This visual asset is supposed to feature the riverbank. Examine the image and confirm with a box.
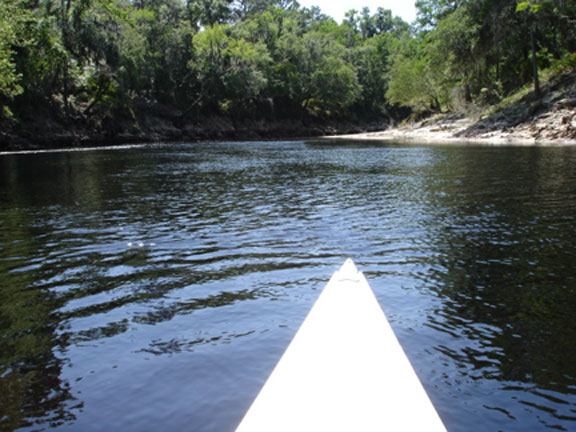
[328,73,576,145]
[2,73,575,151]
[0,103,388,152]
[326,110,576,145]
[325,113,576,146]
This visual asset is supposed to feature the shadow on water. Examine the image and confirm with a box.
[0,152,131,429]
[1,142,576,431]
[0,212,78,429]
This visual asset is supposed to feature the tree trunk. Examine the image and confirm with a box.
[530,23,541,99]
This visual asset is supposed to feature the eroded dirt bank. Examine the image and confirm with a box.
[0,104,388,152]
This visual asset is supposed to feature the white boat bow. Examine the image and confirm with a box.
[236,258,446,431]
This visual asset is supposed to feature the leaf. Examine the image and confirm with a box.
[531,4,543,13]
[516,2,530,12]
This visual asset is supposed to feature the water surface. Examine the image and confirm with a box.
[1,141,576,431]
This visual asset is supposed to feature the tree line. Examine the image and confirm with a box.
[0,0,574,128]
[392,0,576,111]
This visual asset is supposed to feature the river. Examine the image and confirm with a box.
[1,141,576,431]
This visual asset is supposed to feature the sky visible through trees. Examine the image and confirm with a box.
[297,0,417,23]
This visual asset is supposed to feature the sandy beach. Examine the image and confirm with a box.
[325,111,576,146]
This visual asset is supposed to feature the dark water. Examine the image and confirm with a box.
[1,141,576,431]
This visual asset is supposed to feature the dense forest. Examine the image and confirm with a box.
[0,0,575,146]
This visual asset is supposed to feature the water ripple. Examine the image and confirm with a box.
[1,142,576,431]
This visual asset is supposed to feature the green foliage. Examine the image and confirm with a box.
[1,0,575,132]
[386,36,444,112]
[306,51,360,116]
[271,28,361,116]
[407,0,576,109]
[516,1,549,13]
[116,15,153,94]
[415,0,463,29]
[0,0,33,102]
[84,70,123,116]
[18,17,69,100]
[190,23,271,113]
[351,34,392,113]
[426,5,481,104]
[553,52,576,73]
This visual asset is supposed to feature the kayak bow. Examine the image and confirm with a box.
[237,258,446,431]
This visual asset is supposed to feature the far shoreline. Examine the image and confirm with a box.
[323,110,576,146]
[1,128,575,157]
[2,93,576,154]
[322,129,576,147]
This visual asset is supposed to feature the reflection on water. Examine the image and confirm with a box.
[427,149,576,429]
[1,142,576,431]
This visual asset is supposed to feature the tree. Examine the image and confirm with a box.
[0,0,33,116]
[359,7,376,39]
[428,5,480,103]
[187,0,234,26]
[273,27,360,116]
[386,35,445,112]
[415,0,464,30]
[130,0,195,105]
[514,0,576,97]
[190,23,271,114]
[351,34,392,114]
[516,0,547,98]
